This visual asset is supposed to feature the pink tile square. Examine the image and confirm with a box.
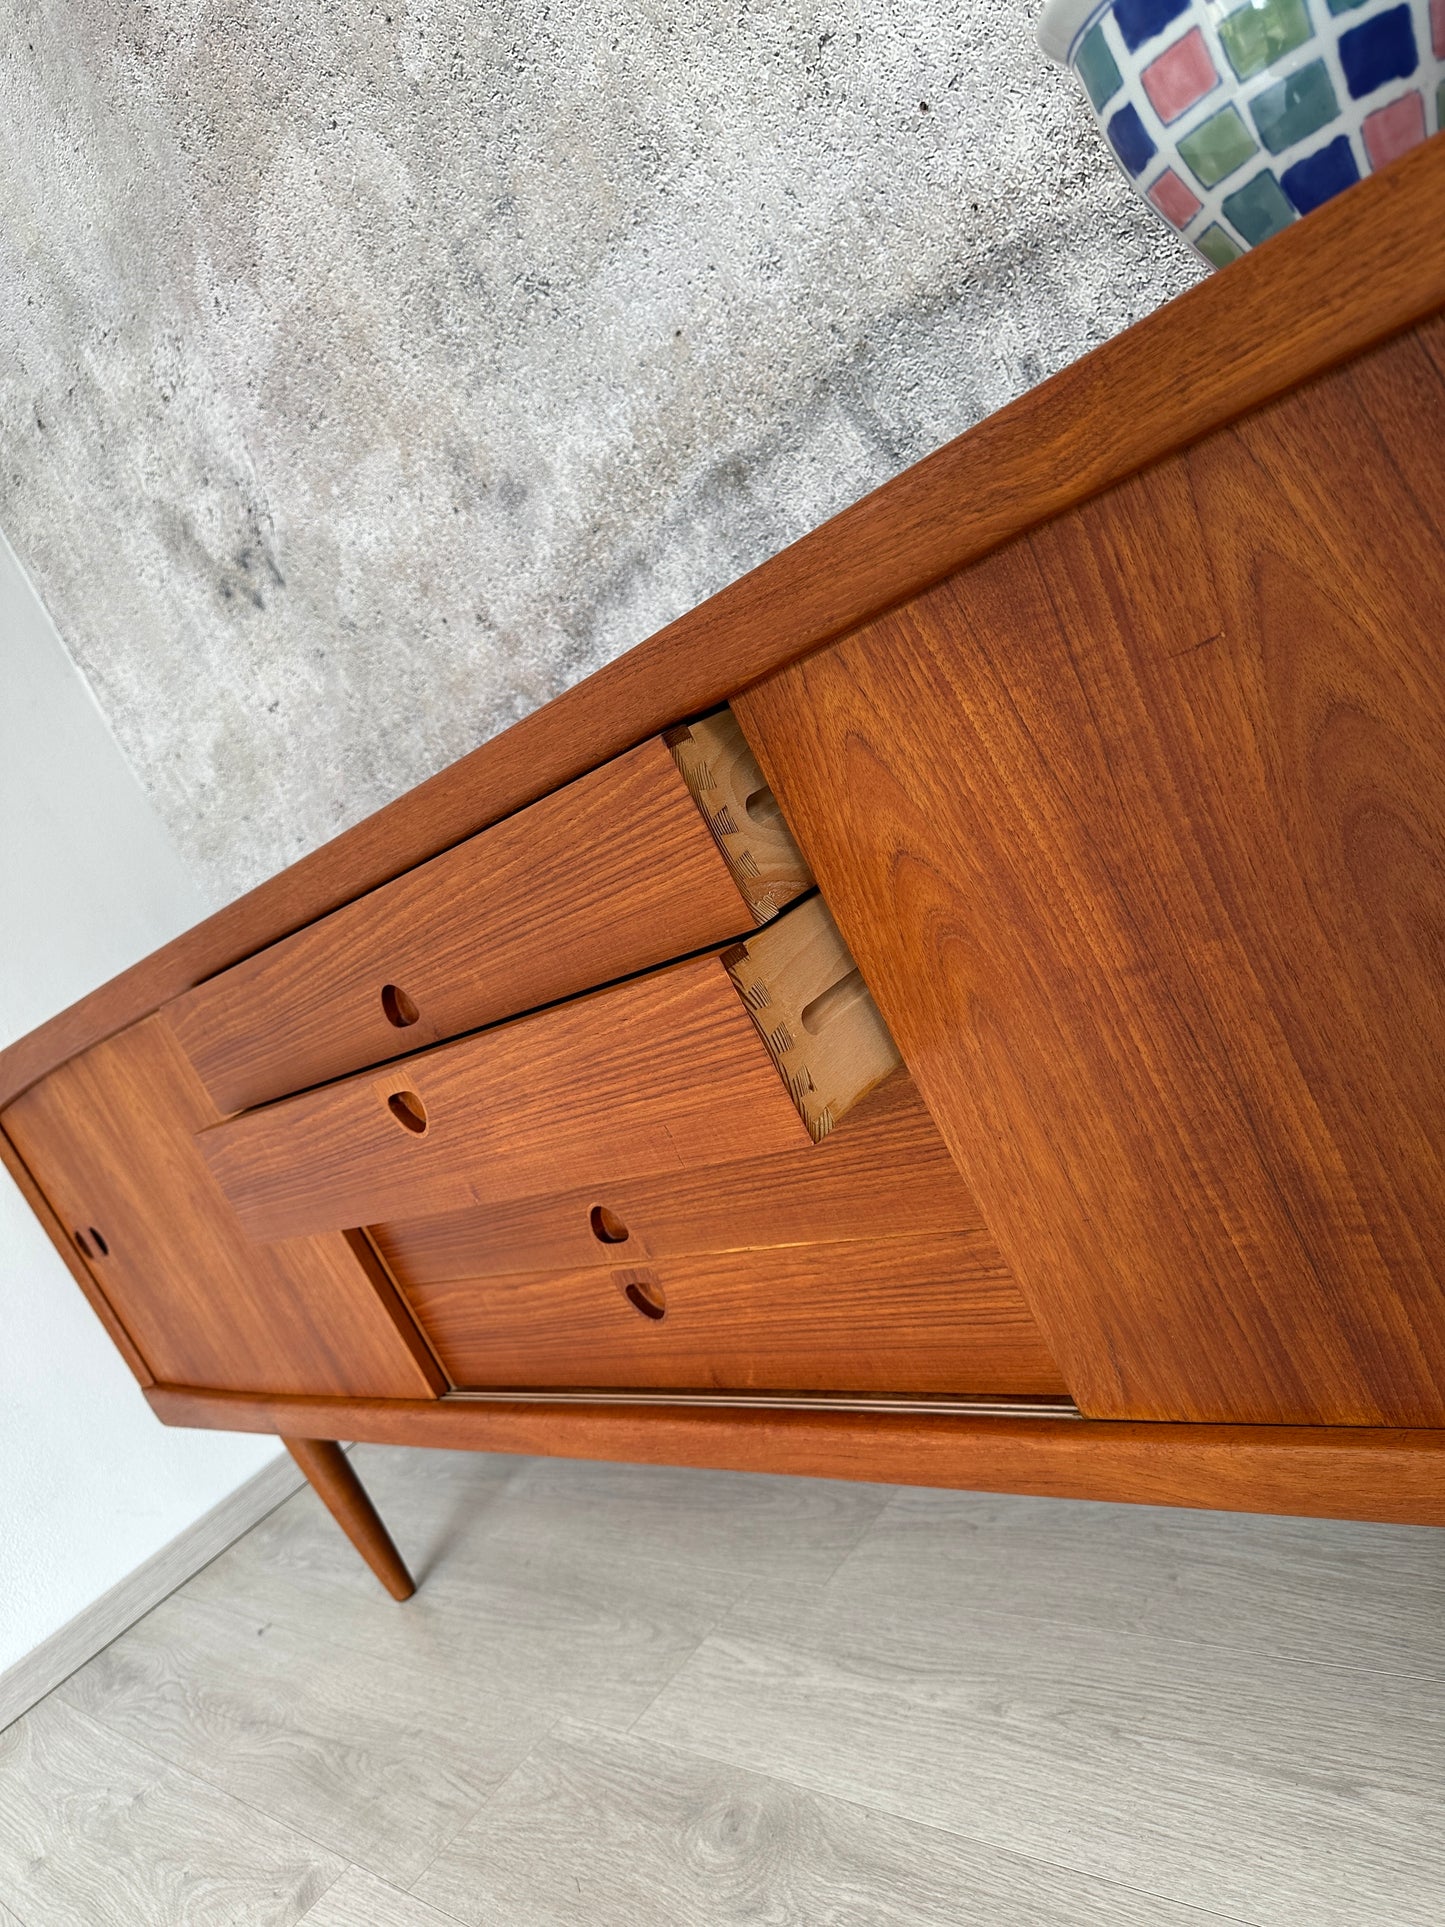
[1432,0,1445,59]
[1141,28,1218,125]
[1148,167,1204,228]
[1362,90,1427,171]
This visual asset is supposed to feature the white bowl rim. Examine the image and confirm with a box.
[1037,0,1113,64]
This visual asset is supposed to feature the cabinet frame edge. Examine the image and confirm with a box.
[146,1383,1445,1527]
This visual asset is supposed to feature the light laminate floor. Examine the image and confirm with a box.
[1,1446,1441,1925]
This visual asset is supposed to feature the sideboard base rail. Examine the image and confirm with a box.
[147,1385,1445,1528]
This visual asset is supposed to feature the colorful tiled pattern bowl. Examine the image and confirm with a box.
[1038,0,1444,266]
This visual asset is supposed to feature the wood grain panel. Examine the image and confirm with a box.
[166,734,766,1117]
[283,1438,415,1600]
[0,1697,345,1927]
[146,1385,1445,1528]
[734,317,1445,1428]
[200,954,815,1244]
[371,1072,982,1283]
[0,1124,153,1385]
[2,1018,443,1397]
[415,1724,1227,1927]
[5,141,1443,1115]
[400,1232,1065,1395]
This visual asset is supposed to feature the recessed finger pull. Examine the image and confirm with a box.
[381,983,420,1028]
[387,1090,428,1135]
[618,1269,666,1321]
[589,1204,630,1245]
[74,1226,110,1260]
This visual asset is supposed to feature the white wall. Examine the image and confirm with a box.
[0,529,282,1675]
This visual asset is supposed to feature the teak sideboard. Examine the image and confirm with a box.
[7,137,1445,1598]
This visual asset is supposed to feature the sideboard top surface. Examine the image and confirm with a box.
[4,134,1444,1109]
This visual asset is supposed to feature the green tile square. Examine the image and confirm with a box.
[1326,0,1368,12]
[1178,103,1259,186]
[1196,223,1245,267]
[1076,22,1123,109]
[1222,168,1297,242]
[1218,0,1313,81]
[1249,58,1339,152]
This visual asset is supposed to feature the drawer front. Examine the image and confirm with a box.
[397,1233,1069,1395]
[372,1072,983,1282]
[199,953,817,1243]
[167,709,812,1116]
[2,1017,441,1399]
[198,892,906,1247]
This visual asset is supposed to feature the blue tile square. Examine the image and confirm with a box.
[1108,100,1159,175]
[1281,132,1361,211]
[1112,0,1191,54]
[1338,5,1418,99]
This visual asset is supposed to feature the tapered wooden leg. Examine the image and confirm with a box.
[283,1438,415,1600]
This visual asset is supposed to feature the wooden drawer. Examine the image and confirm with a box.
[198,895,903,1244]
[398,1233,1068,1395]
[371,1073,979,1280]
[201,952,814,1242]
[167,708,811,1116]
[372,1074,1068,1397]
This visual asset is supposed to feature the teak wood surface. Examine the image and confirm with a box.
[6,150,1445,1536]
[736,312,1445,1432]
[1,1018,442,1398]
[3,140,1442,1114]
[199,953,816,1243]
[0,1124,155,1386]
[399,1230,1065,1395]
[147,1385,1445,1528]
[371,1072,986,1282]
[167,732,766,1117]
[282,1438,416,1600]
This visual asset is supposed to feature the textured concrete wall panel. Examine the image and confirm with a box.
[0,2,1200,904]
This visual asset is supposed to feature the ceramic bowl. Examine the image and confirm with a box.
[1038,0,1445,266]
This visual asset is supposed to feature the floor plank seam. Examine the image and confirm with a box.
[289,1862,350,1927]
[12,1449,1439,1925]
[695,1524,1445,1695]
[401,1715,568,1902]
[620,1722,1275,1927]
[615,1633,734,1740]
[603,1567,769,1742]
[0,1449,309,1735]
[45,1691,378,1881]
[301,1862,472,1927]
[709,1590,1445,1695]
[4,1695,353,1919]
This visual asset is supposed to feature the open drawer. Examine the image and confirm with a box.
[371,1072,979,1277]
[166,708,812,1115]
[197,895,906,1243]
